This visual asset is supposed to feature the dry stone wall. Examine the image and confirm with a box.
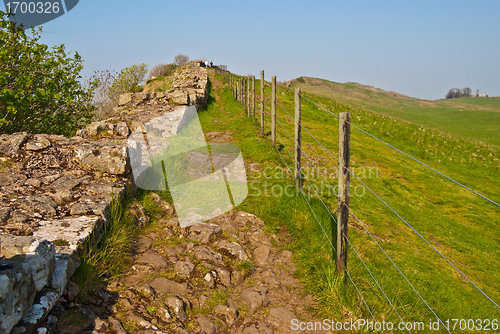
[0,61,208,334]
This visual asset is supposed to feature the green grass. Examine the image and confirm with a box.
[72,189,168,297]
[291,77,500,147]
[200,71,500,331]
[72,196,137,295]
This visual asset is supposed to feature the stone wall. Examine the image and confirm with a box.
[0,61,208,334]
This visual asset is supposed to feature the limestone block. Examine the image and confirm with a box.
[73,143,130,175]
[33,216,105,249]
[0,132,30,157]
[118,93,133,106]
[0,260,36,334]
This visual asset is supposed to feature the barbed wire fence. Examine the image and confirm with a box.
[213,67,500,332]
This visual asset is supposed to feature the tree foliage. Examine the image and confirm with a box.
[83,64,148,120]
[174,54,189,66]
[445,87,473,99]
[107,63,148,98]
[0,11,94,135]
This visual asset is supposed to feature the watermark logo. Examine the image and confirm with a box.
[4,0,79,29]
[128,105,248,228]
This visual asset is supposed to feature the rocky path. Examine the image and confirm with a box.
[84,208,332,334]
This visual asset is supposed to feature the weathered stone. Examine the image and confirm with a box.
[243,326,260,334]
[50,247,80,293]
[257,322,275,334]
[25,178,41,188]
[167,91,190,105]
[25,135,51,151]
[149,277,188,296]
[187,223,222,243]
[253,245,271,265]
[193,246,224,265]
[50,190,73,205]
[135,284,155,297]
[156,306,172,323]
[248,228,271,246]
[0,207,12,224]
[73,143,129,175]
[134,236,153,254]
[0,260,36,334]
[87,181,125,197]
[0,132,30,157]
[130,204,150,227]
[85,121,106,137]
[202,262,232,287]
[50,174,83,191]
[10,240,55,292]
[108,316,128,334]
[69,200,108,217]
[135,250,167,269]
[19,195,58,217]
[196,315,220,334]
[115,122,130,137]
[166,297,187,322]
[33,216,105,248]
[233,211,265,228]
[64,281,79,301]
[208,214,238,234]
[0,171,27,186]
[267,307,300,334]
[240,286,270,313]
[174,261,195,280]
[214,305,238,326]
[216,240,249,260]
[118,93,133,106]
[231,270,244,286]
[204,272,216,289]
[150,193,174,217]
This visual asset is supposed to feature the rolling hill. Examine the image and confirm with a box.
[290,77,500,146]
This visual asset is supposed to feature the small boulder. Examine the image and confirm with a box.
[130,204,150,227]
[253,245,271,265]
[166,297,187,322]
[174,261,195,280]
[240,286,270,313]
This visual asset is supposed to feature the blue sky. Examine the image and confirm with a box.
[26,0,500,100]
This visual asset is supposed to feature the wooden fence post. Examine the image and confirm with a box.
[295,88,302,189]
[260,70,265,136]
[252,75,256,118]
[247,76,250,116]
[240,78,243,104]
[271,76,277,146]
[337,112,350,276]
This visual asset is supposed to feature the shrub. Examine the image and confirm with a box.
[147,63,175,81]
[174,54,189,66]
[0,10,94,135]
[85,64,148,120]
[107,63,148,99]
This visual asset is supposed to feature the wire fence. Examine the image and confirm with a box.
[214,67,500,332]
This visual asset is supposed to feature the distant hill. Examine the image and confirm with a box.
[290,77,500,147]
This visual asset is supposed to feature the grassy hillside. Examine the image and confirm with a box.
[202,70,500,331]
[290,77,500,147]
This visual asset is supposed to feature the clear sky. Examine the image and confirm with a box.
[28,0,500,100]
